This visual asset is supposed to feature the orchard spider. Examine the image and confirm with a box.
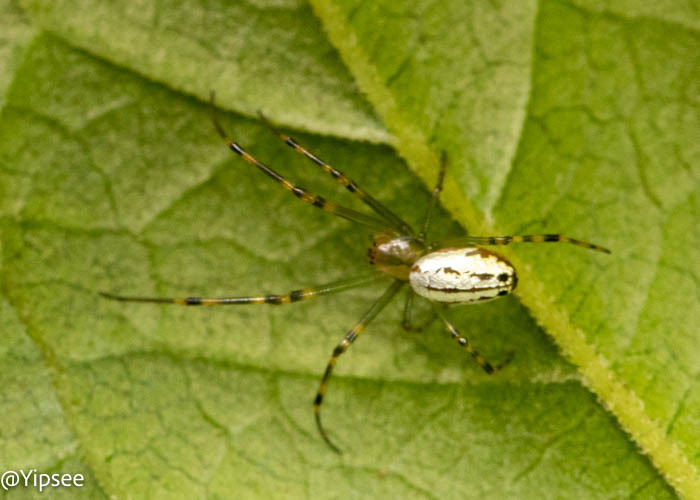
[101,94,610,453]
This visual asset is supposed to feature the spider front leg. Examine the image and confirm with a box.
[314,281,404,453]
[256,110,413,236]
[434,307,513,374]
[208,93,388,230]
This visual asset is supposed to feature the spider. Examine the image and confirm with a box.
[101,94,611,453]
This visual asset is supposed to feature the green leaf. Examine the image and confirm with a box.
[20,0,388,143]
[309,0,700,497]
[0,0,34,107]
[1,0,696,498]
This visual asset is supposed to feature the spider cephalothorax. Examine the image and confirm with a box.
[368,231,425,280]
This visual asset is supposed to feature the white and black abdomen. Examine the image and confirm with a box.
[409,248,517,303]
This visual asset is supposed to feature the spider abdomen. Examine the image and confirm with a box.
[409,247,517,303]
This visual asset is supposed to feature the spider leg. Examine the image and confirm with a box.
[401,292,437,332]
[434,307,513,374]
[418,151,446,243]
[209,93,387,230]
[314,280,404,453]
[256,110,413,236]
[99,275,380,306]
[441,234,611,254]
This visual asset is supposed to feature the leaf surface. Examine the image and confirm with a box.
[1,0,696,498]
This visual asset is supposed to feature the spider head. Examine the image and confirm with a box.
[368,232,425,280]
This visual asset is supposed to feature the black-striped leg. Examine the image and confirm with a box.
[442,234,611,254]
[209,93,388,230]
[418,151,446,243]
[434,308,513,374]
[401,292,437,332]
[257,111,414,236]
[99,275,379,306]
[314,280,404,453]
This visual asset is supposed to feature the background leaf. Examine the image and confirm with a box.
[0,0,696,498]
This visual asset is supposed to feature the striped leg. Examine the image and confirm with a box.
[257,111,413,235]
[418,151,446,242]
[442,234,611,254]
[435,308,513,374]
[99,275,379,306]
[314,280,404,453]
[209,94,387,230]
